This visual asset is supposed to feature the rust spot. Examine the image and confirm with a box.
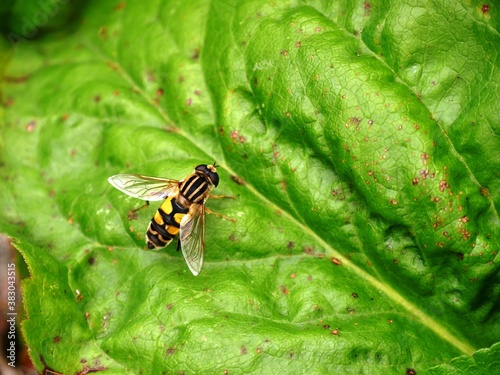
[156,88,164,96]
[166,303,173,310]
[280,285,289,295]
[230,130,239,143]
[456,253,464,260]
[330,329,339,335]
[331,257,342,266]
[323,324,330,329]
[281,50,289,56]
[352,293,358,298]
[241,346,247,355]
[421,152,429,165]
[192,48,200,60]
[295,41,301,48]
[88,257,95,265]
[482,4,489,13]
[166,347,176,355]
[412,177,420,186]
[53,336,61,343]
[406,369,417,375]
[303,246,314,255]
[439,180,449,192]
[26,120,36,132]
[93,95,101,103]
[480,187,490,197]
[114,2,126,10]
[280,180,287,191]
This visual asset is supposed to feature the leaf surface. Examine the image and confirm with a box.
[1,0,499,374]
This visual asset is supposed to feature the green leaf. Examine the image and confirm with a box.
[428,343,500,375]
[1,0,499,374]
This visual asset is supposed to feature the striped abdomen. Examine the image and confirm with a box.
[146,195,188,249]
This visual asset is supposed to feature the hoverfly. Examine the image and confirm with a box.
[108,163,233,276]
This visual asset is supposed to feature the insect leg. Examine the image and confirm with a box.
[204,207,236,223]
[127,201,150,220]
[208,194,235,200]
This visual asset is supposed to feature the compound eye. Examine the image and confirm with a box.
[209,171,220,187]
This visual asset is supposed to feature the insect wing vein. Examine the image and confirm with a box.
[108,174,180,201]
[180,204,205,276]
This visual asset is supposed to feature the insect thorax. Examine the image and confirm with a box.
[179,173,212,204]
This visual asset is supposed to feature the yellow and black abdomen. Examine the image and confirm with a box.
[146,195,189,249]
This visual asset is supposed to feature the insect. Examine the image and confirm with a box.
[108,163,233,276]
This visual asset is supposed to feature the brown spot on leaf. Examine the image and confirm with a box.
[480,187,490,197]
[26,120,36,132]
[192,48,200,60]
[439,180,449,192]
[331,257,342,266]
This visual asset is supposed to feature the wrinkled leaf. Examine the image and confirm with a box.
[1,0,499,374]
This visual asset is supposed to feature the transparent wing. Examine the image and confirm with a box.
[179,204,205,276]
[108,174,180,201]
